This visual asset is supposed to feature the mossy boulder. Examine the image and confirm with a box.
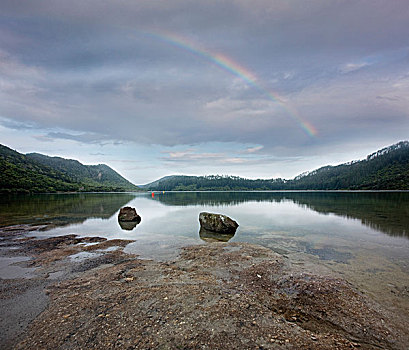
[199,212,238,234]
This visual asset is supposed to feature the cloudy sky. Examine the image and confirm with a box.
[1,1,408,184]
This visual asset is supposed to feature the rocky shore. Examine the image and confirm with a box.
[1,225,408,349]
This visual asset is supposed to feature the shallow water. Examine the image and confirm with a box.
[1,191,409,314]
[0,256,36,279]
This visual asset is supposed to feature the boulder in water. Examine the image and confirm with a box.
[118,207,141,223]
[198,212,238,234]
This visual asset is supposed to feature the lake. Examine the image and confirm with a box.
[1,191,409,316]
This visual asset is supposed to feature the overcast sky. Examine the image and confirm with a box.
[1,0,408,184]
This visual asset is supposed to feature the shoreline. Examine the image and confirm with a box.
[2,189,409,195]
[1,224,408,349]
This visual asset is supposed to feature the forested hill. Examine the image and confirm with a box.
[286,141,409,190]
[144,141,409,191]
[0,144,139,193]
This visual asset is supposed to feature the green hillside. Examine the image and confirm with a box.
[3,141,408,193]
[288,141,409,190]
[144,174,286,191]
[144,141,409,191]
[0,144,139,193]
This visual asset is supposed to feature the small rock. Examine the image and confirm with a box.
[118,207,141,223]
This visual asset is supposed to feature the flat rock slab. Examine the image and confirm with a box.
[0,227,135,350]
[14,242,408,350]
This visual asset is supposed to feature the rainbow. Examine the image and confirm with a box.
[145,31,317,137]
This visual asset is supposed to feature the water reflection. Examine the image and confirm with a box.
[118,221,139,231]
[1,192,408,239]
[151,191,409,238]
[0,193,137,228]
[199,227,235,242]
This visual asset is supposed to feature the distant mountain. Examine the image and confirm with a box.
[143,141,409,191]
[143,174,286,191]
[0,144,140,193]
[138,175,179,189]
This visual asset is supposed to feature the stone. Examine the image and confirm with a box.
[118,207,141,223]
[198,212,239,234]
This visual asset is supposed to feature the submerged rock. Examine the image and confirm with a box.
[198,212,238,234]
[118,207,141,223]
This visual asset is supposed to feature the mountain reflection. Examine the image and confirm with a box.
[151,191,409,238]
[0,193,136,228]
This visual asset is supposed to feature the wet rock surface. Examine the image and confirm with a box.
[118,207,141,223]
[0,224,407,350]
[199,212,239,234]
[0,225,134,349]
[1,224,408,349]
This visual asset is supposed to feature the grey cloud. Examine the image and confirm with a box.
[32,135,55,143]
[46,132,112,144]
[1,0,408,160]
[159,148,302,169]
[0,118,37,130]
[3,1,409,67]
[340,62,370,74]
[376,96,401,102]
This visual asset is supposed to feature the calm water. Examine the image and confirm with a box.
[1,191,409,314]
